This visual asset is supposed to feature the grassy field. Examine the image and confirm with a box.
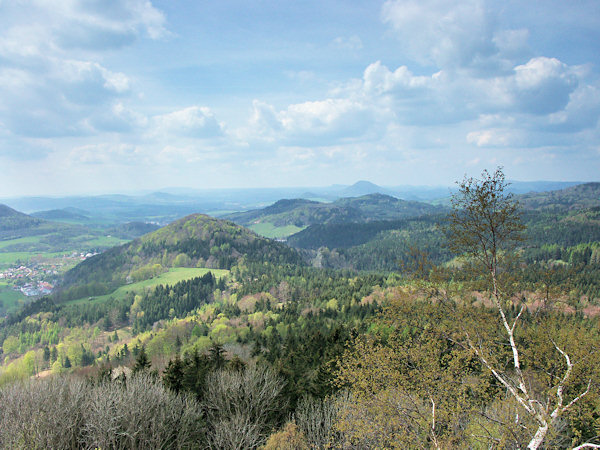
[0,236,42,250]
[68,267,230,305]
[0,282,26,316]
[0,251,73,268]
[248,222,305,239]
[73,235,128,248]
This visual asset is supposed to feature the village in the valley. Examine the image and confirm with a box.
[0,251,99,297]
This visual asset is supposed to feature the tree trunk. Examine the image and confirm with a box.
[528,424,548,449]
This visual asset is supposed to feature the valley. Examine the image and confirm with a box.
[1,177,600,448]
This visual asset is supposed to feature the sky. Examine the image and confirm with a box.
[0,0,599,196]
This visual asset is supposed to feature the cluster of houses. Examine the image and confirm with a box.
[0,266,56,297]
[18,281,54,297]
[0,251,100,298]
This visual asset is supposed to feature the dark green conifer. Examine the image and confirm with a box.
[133,346,151,373]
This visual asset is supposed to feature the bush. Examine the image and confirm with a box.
[0,374,204,449]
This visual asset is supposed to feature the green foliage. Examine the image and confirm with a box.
[57,214,302,301]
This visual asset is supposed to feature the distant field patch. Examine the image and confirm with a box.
[0,282,26,315]
[77,235,128,248]
[0,236,42,250]
[249,223,305,239]
[68,267,229,305]
[0,251,70,268]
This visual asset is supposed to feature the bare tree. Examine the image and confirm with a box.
[446,168,592,449]
[83,373,204,449]
[294,394,343,448]
[0,376,87,449]
[203,364,285,449]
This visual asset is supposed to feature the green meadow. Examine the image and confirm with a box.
[0,282,26,315]
[248,222,305,239]
[67,267,229,306]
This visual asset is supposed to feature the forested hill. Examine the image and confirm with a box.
[223,198,363,228]
[30,208,90,223]
[0,204,43,233]
[334,193,441,220]
[286,183,600,273]
[519,182,600,211]
[0,204,91,242]
[224,193,443,229]
[57,214,304,300]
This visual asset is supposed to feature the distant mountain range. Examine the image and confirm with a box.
[4,180,600,320]
[31,208,90,222]
[2,180,589,226]
[223,193,444,238]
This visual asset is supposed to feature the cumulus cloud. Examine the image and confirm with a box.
[547,84,600,132]
[89,102,148,133]
[381,0,529,73]
[248,98,378,146]
[0,59,132,137]
[509,57,578,114]
[466,129,518,147]
[8,0,167,53]
[362,61,430,95]
[152,106,224,139]
[0,0,165,142]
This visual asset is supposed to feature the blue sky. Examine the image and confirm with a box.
[1,0,599,196]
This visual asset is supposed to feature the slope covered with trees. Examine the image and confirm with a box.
[56,214,303,301]
[224,193,444,236]
[1,172,600,449]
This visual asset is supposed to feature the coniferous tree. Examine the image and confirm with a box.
[163,355,184,393]
[133,346,151,373]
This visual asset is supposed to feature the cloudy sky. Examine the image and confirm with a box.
[1,0,599,196]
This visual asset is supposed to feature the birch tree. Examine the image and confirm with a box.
[446,168,592,449]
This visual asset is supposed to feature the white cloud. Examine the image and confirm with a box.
[69,143,144,165]
[381,0,532,74]
[362,61,430,95]
[89,102,148,133]
[0,59,132,137]
[0,0,165,142]
[547,84,600,132]
[248,98,378,146]
[467,129,516,147]
[382,0,495,69]
[152,106,224,139]
[509,57,578,114]
[34,0,166,51]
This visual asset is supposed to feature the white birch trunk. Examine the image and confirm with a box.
[527,424,548,450]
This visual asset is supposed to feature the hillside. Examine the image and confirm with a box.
[1,174,600,449]
[519,182,600,212]
[0,204,43,237]
[287,184,600,273]
[105,222,161,239]
[335,193,441,220]
[57,214,303,300]
[339,180,392,197]
[225,198,363,230]
[31,208,90,223]
[224,193,443,238]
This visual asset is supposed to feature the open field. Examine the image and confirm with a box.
[70,235,128,248]
[67,267,229,306]
[248,222,305,239]
[0,251,75,267]
[0,236,42,250]
[0,282,26,316]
